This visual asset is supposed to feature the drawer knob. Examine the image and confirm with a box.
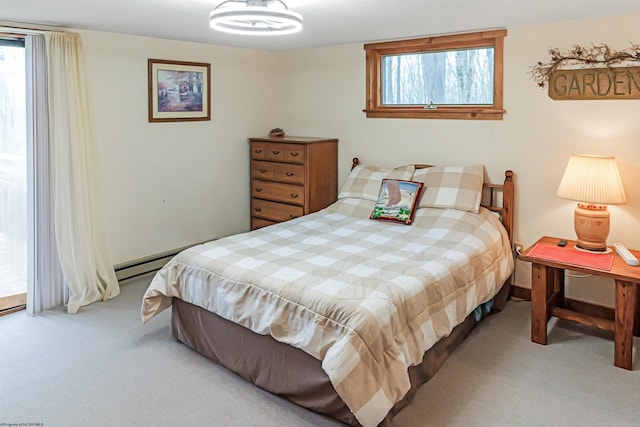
[285,172,294,177]
[290,152,299,157]
[255,149,263,153]
[255,188,263,192]
[254,207,262,212]
[272,150,280,155]
[290,194,299,198]
[259,169,267,173]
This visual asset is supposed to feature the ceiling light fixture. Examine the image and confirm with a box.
[210,0,303,36]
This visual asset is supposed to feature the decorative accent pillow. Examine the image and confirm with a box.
[369,179,424,225]
[413,165,484,213]
[338,165,415,201]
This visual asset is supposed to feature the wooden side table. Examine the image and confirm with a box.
[519,236,640,370]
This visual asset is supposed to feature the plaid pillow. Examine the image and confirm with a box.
[338,164,415,201]
[413,165,484,213]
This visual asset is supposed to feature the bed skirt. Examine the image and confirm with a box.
[170,283,510,426]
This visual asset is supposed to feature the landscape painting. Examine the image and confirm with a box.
[148,59,211,122]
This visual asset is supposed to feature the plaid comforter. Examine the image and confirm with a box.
[142,198,513,427]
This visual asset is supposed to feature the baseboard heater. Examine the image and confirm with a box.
[114,238,215,282]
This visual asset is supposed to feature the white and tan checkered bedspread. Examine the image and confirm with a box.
[142,198,513,427]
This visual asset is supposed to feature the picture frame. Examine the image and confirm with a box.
[148,59,211,122]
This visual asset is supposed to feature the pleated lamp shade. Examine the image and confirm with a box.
[557,154,627,205]
[556,154,627,251]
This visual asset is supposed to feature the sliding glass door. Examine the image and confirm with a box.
[0,37,27,311]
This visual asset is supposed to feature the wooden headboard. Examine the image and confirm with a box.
[350,158,514,247]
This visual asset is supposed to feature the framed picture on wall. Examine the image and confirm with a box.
[148,59,211,122]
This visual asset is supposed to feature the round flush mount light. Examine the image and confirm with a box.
[210,0,303,36]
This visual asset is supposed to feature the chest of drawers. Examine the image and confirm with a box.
[249,136,338,229]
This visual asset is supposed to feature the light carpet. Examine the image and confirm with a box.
[1,275,639,427]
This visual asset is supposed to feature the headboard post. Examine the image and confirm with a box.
[351,157,360,170]
[502,170,514,248]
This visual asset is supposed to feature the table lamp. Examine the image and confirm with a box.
[556,154,627,252]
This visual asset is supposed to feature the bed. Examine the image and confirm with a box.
[142,159,515,427]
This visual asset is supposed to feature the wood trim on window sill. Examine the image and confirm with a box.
[362,108,505,120]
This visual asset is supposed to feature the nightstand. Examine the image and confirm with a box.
[519,236,640,370]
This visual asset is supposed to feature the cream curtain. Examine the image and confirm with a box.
[45,32,119,313]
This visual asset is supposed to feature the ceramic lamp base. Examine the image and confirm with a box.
[574,203,610,252]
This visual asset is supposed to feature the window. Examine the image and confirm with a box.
[0,35,27,312]
[364,30,506,120]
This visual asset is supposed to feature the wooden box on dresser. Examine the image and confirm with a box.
[249,136,338,230]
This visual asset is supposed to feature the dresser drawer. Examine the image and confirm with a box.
[251,160,276,180]
[251,161,305,185]
[252,180,305,206]
[251,217,276,230]
[251,198,303,223]
[281,144,304,164]
[250,142,268,161]
[251,142,305,164]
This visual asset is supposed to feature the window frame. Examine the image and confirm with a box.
[364,29,506,120]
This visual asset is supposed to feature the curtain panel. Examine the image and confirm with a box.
[45,31,119,313]
[26,33,67,315]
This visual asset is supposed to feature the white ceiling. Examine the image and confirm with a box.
[2,0,640,51]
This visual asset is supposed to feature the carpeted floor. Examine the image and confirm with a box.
[1,275,639,427]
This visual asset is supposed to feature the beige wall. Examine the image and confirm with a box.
[275,14,640,307]
[76,14,640,307]
[78,30,279,265]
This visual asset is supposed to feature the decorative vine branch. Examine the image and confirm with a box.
[530,43,640,88]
